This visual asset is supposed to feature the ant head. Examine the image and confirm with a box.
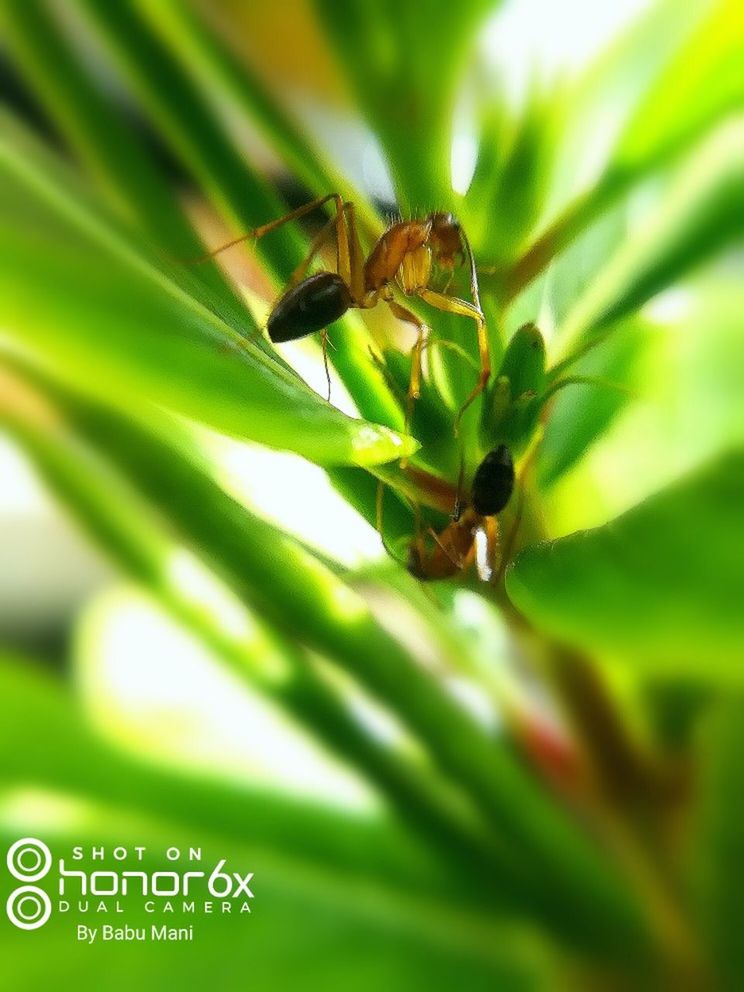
[427,213,464,269]
[429,211,459,230]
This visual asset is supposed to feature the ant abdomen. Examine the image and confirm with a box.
[471,444,514,516]
[268,271,352,343]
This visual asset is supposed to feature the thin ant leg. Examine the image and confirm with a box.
[416,288,490,434]
[319,329,331,402]
[180,193,347,265]
[286,214,338,289]
[342,201,367,304]
[386,299,428,447]
[477,515,501,583]
[427,526,466,571]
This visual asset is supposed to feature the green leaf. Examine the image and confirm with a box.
[1,361,510,904]
[466,88,558,264]
[692,696,744,990]
[490,0,741,300]
[507,450,744,675]
[0,650,555,992]
[313,0,497,211]
[537,317,647,487]
[556,121,744,368]
[0,650,441,891]
[0,113,414,466]
[75,0,306,283]
[544,0,711,213]
[0,358,649,955]
[613,0,744,178]
[134,0,381,239]
[0,0,238,310]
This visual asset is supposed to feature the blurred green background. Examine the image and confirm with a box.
[0,0,742,988]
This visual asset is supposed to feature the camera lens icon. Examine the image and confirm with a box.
[6,886,52,930]
[6,839,53,930]
[7,838,52,883]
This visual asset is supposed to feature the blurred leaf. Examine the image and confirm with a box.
[0,358,649,955]
[75,0,306,283]
[0,113,414,466]
[467,88,558,263]
[614,0,744,178]
[0,651,448,894]
[1,362,517,908]
[493,0,741,300]
[313,0,498,210]
[544,0,711,213]
[541,203,629,330]
[5,1,407,435]
[0,0,239,309]
[135,0,381,238]
[0,651,557,992]
[556,121,744,368]
[507,450,744,675]
[692,696,744,990]
[537,317,647,487]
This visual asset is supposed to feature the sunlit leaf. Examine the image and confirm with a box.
[75,0,306,283]
[545,0,711,213]
[614,0,744,179]
[556,121,744,367]
[1,0,238,310]
[490,0,741,300]
[0,358,648,955]
[313,0,498,211]
[537,317,647,487]
[0,114,414,466]
[507,450,744,675]
[135,0,381,239]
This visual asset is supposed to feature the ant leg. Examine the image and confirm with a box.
[319,329,332,402]
[427,527,464,570]
[286,214,338,288]
[417,288,490,434]
[342,201,367,304]
[476,516,501,583]
[180,193,347,265]
[386,299,428,447]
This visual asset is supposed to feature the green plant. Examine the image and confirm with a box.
[0,0,742,987]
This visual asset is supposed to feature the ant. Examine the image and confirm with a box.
[379,444,515,582]
[191,194,490,431]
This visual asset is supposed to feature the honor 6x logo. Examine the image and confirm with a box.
[5,838,53,930]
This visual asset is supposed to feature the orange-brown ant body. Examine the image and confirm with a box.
[194,195,490,428]
[381,445,515,583]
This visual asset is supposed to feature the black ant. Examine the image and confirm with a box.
[190,195,490,431]
[379,444,515,582]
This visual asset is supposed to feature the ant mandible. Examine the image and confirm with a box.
[193,194,490,431]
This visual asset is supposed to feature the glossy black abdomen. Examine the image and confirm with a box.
[267,272,352,343]
[472,444,514,516]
